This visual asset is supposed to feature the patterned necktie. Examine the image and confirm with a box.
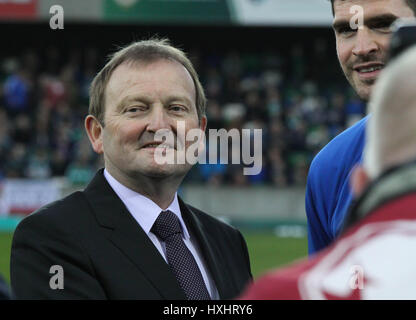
[151,210,211,300]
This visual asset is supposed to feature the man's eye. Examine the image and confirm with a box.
[373,22,393,31]
[170,105,186,112]
[126,106,145,113]
[338,27,355,35]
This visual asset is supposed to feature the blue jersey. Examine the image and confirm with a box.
[305,115,368,255]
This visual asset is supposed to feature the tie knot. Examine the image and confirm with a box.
[152,210,183,241]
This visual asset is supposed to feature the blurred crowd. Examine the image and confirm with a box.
[0,42,365,187]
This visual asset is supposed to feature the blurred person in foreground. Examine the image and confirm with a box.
[306,0,416,254]
[10,38,252,299]
[240,45,416,299]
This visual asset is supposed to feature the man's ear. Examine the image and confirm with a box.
[350,165,370,197]
[199,115,207,133]
[85,115,104,154]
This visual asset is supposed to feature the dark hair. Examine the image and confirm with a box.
[329,0,416,16]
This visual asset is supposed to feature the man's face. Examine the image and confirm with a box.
[99,59,206,181]
[333,0,414,100]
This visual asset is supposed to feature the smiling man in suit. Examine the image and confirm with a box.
[10,38,252,300]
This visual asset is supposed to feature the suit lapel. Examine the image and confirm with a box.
[179,198,232,299]
[84,170,186,300]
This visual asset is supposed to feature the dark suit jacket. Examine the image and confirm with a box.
[10,170,252,299]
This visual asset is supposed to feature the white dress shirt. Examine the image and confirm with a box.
[103,169,219,299]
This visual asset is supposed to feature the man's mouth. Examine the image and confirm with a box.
[141,141,175,149]
[354,63,384,80]
[357,66,383,73]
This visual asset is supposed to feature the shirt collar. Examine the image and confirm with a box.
[103,169,190,240]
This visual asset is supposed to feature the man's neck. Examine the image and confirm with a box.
[105,167,183,210]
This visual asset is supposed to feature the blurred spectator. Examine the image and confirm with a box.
[246,158,268,185]
[327,92,346,137]
[65,153,94,187]
[199,163,227,184]
[12,114,32,144]
[50,150,69,176]
[25,148,51,179]
[345,93,366,128]
[265,87,282,117]
[5,143,28,178]
[0,110,12,164]
[3,67,31,117]
[40,71,66,108]
[267,147,288,187]
[206,100,225,130]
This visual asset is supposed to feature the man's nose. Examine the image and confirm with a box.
[146,106,171,133]
[352,28,379,57]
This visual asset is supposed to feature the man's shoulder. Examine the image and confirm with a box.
[310,116,368,176]
[14,191,90,235]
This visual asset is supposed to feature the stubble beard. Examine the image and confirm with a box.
[346,71,372,102]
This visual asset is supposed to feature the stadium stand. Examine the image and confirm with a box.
[0,24,365,188]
